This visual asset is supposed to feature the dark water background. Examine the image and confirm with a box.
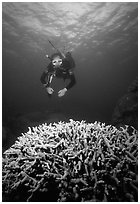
[2,2,138,151]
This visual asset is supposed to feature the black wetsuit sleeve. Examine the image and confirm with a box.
[40,70,48,85]
[66,73,76,90]
[40,63,53,87]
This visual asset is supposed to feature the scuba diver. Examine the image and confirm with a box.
[40,43,76,97]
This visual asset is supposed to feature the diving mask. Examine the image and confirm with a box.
[52,58,62,67]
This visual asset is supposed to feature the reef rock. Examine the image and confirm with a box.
[112,78,138,129]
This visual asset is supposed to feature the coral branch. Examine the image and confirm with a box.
[2,119,138,202]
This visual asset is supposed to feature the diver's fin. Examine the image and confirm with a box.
[46,55,52,61]
[48,39,66,58]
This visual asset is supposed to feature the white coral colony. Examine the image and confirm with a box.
[2,119,138,202]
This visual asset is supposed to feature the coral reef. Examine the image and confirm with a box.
[2,119,138,202]
[112,78,138,129]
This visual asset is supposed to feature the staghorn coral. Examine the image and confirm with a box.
[2,119,138,202]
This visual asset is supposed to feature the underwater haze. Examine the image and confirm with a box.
[2,2,138,151]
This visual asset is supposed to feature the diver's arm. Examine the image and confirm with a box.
[40,70,50,87]
[58,74,76,97]
[40,71,54,95]
[40,63,54,87]
[66,73,76,90]
[57,72,76,97]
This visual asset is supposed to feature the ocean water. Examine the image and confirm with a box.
[2,2,138,151]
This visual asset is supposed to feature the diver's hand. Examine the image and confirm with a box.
[46,87,54,95]
[58,88,67,97]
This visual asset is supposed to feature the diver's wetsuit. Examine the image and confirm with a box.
[40,56,76,90]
